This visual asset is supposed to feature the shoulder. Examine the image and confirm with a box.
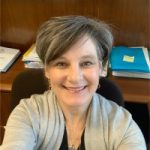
[94,93,146,149]
[8,90,53,125]
[18,90,53,110]
[2,91,58,149]
[94,93,132,128]
[6,90,54,138]
[94,93,129,117]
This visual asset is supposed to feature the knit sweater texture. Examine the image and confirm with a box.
[0,91,146,150]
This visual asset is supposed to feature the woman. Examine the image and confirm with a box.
[0,16,146,150]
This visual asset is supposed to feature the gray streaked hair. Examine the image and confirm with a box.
[36,15,113,65]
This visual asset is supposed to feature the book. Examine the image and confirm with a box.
[0,46,21,72]
[109,46,150,79]
[112,71,150,79]
[22,44,43,68]
[22,44,41,62]
[110,46,150,73]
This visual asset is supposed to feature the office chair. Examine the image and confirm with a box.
[11,68,124,110]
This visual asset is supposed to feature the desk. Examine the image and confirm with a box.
[0,57,150,144]
[109,74,150,103]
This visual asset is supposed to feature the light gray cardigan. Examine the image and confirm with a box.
[0,91,146,150]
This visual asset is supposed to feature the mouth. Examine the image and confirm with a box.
[63,85,87,93]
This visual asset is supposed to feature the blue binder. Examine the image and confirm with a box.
[110,46,150,73]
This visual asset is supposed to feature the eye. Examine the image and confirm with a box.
[55,62,68,68]
[81,61,94,67]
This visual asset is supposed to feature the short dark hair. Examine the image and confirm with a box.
[36,15,113,65]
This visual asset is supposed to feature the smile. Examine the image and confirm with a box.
[63,86,87,92]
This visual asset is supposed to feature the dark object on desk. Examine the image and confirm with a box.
[11,68,124,110]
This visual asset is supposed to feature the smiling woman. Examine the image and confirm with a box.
[45,35,101,109]
[0,16,146,150]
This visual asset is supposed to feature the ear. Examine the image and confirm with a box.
[99,61,103,75]
[44,66,50,79]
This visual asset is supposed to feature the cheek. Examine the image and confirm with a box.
[45,68,60,83]
[47,70,66,87]
[85,68,100,84]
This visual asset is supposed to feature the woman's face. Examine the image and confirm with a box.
[45,35,102,108]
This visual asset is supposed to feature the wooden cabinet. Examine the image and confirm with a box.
[1,0,150,51]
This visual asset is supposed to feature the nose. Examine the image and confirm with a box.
[67,64,83,84]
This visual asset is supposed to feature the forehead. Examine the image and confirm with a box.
[61,35,98,59]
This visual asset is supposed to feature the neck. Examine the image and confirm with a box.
[66,112,86,150]
[58,99,90,125]
[59,104,89,150]
[62,104,89,125]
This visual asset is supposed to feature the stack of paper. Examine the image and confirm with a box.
[22,44,43,68]
[0,46,21,72]
[109,46,150,79]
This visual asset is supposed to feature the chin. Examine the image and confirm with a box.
[64,95,93,108]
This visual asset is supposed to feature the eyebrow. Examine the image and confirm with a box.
[55,54,98,61]
[81,55,98,60]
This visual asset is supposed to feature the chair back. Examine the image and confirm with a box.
[11,69,124,110]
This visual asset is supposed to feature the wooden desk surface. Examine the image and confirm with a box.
[0,57,150,103]
[109,74,150,103]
